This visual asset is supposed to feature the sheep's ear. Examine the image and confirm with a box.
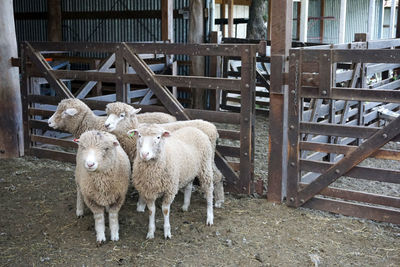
[127,129,139,137]
[73,138,79,143]
[162,131,171,138]
[64,108,78,116]
[129,108,142,116]
[113,141,119,147]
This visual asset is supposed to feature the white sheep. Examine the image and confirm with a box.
[105,102,225,208]
[129,124,214,239]
[75,130,130,244]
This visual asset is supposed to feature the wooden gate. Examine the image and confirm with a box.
[20,41,263,194]
[287,39,400,224]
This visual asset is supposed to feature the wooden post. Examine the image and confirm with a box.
[221,1,226,37]
[48,0,62,42]
[162,0,173,42]
[0,0,24,158]
[209,31,222,110]
[397,0,400,38]
[228,0,234,37]
[320,0,325,43]
[267,0,272,40]
[390,0,396,38]
[367,0,375,40]
[338,0,347,43]
[189,0,205,109]
[268,0,293,202]
[299,0,309,42]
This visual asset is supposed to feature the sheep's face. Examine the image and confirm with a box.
[128,126,170,161]
[48,99,88,130]
[105,103,141,132]
[76,131,119,172]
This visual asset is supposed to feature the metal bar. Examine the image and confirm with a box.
[297,114,400,205]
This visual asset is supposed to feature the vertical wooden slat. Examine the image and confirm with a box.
[48,0,62,42]
[268,0,293,202]
[115,46,128,103]
[209,31,222,110]
[239,45,256,194]
[228,0,234,37]
[20,44,31,156]
[161,0,173,42]
[286,49,301,207]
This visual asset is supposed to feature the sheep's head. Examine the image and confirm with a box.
[128,124,170,161]
[105,102,141,132]
[48,99,90,131]
[75,130,120,172]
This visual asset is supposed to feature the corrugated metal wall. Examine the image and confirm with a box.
[14,0,189,43]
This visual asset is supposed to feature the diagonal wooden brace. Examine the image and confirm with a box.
[121,42,239,185]
[296,114,400,207]
[24,42,74,99]
[75,53,115,98]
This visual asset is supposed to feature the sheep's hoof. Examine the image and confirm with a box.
[136,205,145,212]
[164,227,172,239]
[146,232,155,239]
[111,234,119,242]
[76,210,84,217]
[214,201,224,209]
[206,218,214,226]
[181,205,189,212]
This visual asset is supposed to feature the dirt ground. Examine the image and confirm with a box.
[1,156,399,266]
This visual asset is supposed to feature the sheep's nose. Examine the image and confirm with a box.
[87,162,95,167]
[105,123,110,128]
[141,152,149,159]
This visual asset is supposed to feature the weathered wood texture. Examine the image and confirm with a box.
[286,38,400,224]
[0,0,24,158]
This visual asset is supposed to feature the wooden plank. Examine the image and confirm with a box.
[24,42,74,99]
[333,49,400,63]
[115,48,128,103]
[161,0,173,42]
[31,135,77,149]
[218,129,241,140]
[300,141,400,161]
[298,113,400,205]
[303,197,400,224]
[239,45,256,194]
[301,185,400,209]
[301,87,400,103]
[217,145,240,157]
[29,147,75,163]
[300,122,379,139]
[47,0,62,42]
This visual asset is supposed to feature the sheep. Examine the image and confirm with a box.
[74,130,130,244]
[48,99,177,138]
[105,102,224,208]
[129,124,214,239]
[48,98,108,138]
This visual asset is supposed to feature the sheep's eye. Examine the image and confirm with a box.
[120,113,125,118]
[104,147,109,152]
[157,136,161,140]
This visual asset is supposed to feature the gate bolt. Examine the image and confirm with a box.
[289,197,294,202]
[291,90,295,94]
[335,169,340,174]
[300,199,305,204]
[321,90,327,95]
[290,162,295,167]
[290,125,295,130]
[382,133,388,139]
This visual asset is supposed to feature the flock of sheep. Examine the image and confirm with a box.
[47,99,225,244]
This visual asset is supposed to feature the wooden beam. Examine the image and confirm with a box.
[268,0,293,202]
[228,0,234,37]
[161,0,173,42]
[299,0,309,42]
[48,0,62,42]
[0,0,23,158]
[320,0,325,42]
[367,0,375,40]
[396,0,400,38]
[389,0,396,38]
[338,0,347,43]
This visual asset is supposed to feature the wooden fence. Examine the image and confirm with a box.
[20,41,264,194]
[286,38,400,224]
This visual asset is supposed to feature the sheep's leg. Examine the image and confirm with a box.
[213,165,224,208]
[205,183,214,226]
[93,212,106,244]
[76,186,84,217]
[85,198,106,244]
[146,200,156,239]
[162,195,175,239]
[108,196,124,242]
[136,195,146,212]
[181,182,193,212]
